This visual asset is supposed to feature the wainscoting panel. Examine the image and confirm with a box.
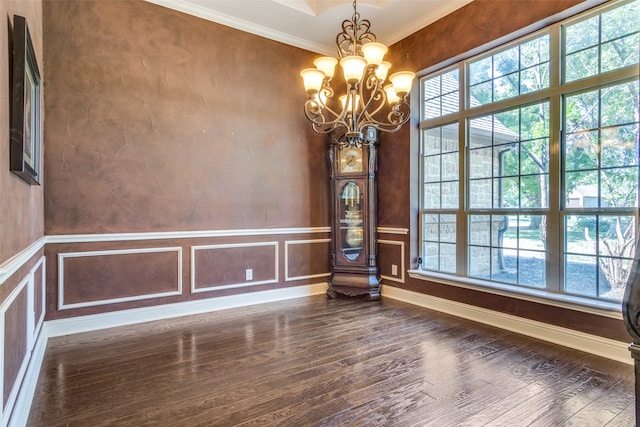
[2,278,28,415]
[284,239,331,281]
[32,259,45,346]
[378,239,405,284]
[58,247,183,310]
[191,242,278,293]
[1,255,45,427]
[47,228,330,319]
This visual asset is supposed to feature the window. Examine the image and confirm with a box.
[469,34,550,104]
[418,0,639,304]
[565,1,640,81]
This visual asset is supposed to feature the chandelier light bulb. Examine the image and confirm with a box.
[389,71,416,96]
[314,57,338,79]
[383,84,399,104]
[340,94,360,112]
[361,42,388,66]
[375,61,391,82]
[300,68,326,94]
[340,56,367,84]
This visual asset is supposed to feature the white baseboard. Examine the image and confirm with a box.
[7,329,48,427]
[46,283,328,337]
[381,285,632,365]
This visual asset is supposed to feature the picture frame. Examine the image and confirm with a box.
[10,15,41,185]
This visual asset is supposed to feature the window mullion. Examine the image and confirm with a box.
[544,22,563,294]
[458,115,468,276]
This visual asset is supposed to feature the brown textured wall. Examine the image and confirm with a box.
[42,0,331,321]
[43,0,328,235]
[0,1,44,265]
[376,0,628,342]
[0,1,44,420]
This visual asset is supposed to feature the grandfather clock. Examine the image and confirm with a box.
[327,127,380,301]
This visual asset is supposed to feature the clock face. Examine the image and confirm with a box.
[339,147,363,173]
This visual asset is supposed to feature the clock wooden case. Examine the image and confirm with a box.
[327,129,380,301]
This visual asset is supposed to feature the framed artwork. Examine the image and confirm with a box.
[10,15,41,185]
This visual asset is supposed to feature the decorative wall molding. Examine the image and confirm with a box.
[58,247,183,310]
[28,258,45,361]
[0,237,45,287]
[382,285,632,365]
[46,226,331,244]
[377,227,409,235]
[191,242,279,293]
[284,239,331,282]
[1,276,27,427]
[47,282,328,337]
[3,228,330,288]
[378,239,405,284]
[1,256,45,427]
[6,327,46,427]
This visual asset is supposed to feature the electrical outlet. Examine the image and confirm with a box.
[245,268,253,281]
[391,264,398,276]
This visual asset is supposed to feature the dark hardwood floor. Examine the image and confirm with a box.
[28,295,634,426]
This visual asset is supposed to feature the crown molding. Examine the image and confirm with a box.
[145,0,335,55]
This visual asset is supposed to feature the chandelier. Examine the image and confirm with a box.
[300,0,415,147]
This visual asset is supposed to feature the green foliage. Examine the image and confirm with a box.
[565,1,639,81]
[564,80,639,208]
[486,101,550,209]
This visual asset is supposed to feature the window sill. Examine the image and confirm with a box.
[407,269,623,320]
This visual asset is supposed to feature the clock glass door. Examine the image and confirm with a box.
[340,181,363,261]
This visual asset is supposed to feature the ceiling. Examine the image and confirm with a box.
[145,0,474,55]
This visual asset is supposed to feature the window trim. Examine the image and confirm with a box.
[407,267,623,319]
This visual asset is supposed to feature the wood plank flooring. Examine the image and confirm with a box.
[27,295,634,426]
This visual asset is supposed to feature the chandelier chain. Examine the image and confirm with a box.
[352,0,359,24]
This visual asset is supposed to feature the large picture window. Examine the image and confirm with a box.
[418,0,639,304]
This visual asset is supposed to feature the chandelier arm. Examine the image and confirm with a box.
[319,102,345,122]
[382,100,411,130]
[357,98,411,135]
[390,98,411,119]
[316,83,349,121]
[308,119,349,136]
[359,119,405,135]
[359,93,386,122]
[354,73,384,127]
[305,116,350,135]
[303,99,351,135]
[303,92,347,123]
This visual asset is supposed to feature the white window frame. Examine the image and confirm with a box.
[411,0,640,314]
